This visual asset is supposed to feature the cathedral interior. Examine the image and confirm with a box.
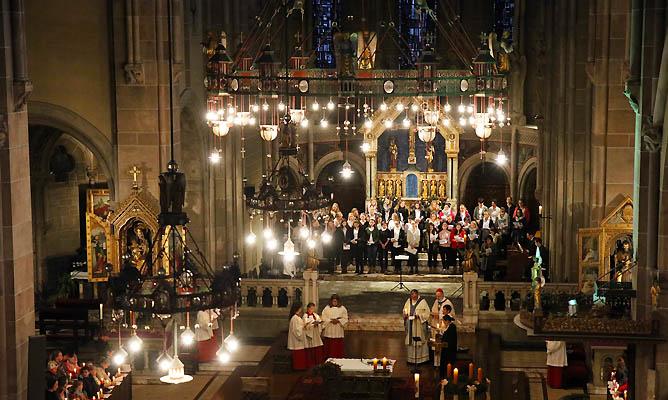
[1,0,667,399]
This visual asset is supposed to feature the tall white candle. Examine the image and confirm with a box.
[414,373,420,398]
[99,303,103,320]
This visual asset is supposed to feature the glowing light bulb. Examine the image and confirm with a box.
[311,101,320,111]
[442,118,451,127]
[300,118,309,128]
[327,99,335,110]
[444,103,452,112]
[307,238,316,249]
[267,238,278,250]
[459,117,467,126]
[251,104,260,113]
[262,102,269,111]
[321,232,332,244]
[128,333,143,353]
[487,105,495,114]
[364,118,372,129]
[395,102,405,112]
[180,327,195,346]
[248,116,257,126]
[245,232,256,245]
[384,119,393,129]
[411,103,419,112]
[457,103,465,113]
[227,106,236,115]
[320,119,328,128]
[277,101,285,111]
[468,116,475,125]
[208,149,221,164]
[224,334,240,353]
[299,226,310,239]
[361,142,371,153]
[112,347,128,366]
[379,102,388,111]
[466,105,474,114]
[206,111,217,121]
[262,228,273,240]
[496,150,508,165]
[217,347,231,363]
[402,118,410,128]
[156,352,172,372]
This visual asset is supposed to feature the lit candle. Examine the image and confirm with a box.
[453,368,459,384]
[414,373,420,398]
[117,367,121,376]
[99,303,104,320]
[539,205,543,215]
[381,357,388,369]
[469,363,474,379]
[477,367,483,382]
[446,363,452,378]
[372,358,378,371]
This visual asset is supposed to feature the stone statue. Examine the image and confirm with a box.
[129,224,149,271]
[430,180,437,196]
[389,138,399,171]
[533,278,542,311]
[386,179,394,198]
[396,179,403,198]
[651,277,660,309]
[461,247,477,272]
[158,161,186,215]
[425,142,434,171]
[613,240,633,282]
[421,180,429,199]
[438,180,446,198]
[378,179,386,197]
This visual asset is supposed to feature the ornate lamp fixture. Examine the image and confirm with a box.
[110,0,240,383]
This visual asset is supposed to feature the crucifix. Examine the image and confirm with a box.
[128,165,141,190]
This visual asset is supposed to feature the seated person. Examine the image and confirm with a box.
[80,367,100,398]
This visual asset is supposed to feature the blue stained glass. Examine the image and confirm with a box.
[494,0,514,46]
[397,0,437,67]
[313,0,340,68]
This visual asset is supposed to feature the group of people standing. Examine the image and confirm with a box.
[315,196,534,278]
[287,294,349,370]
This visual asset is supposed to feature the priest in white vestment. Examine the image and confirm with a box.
[403,289,430,364]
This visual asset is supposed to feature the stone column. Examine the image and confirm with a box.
[302,270,319,309]
[448,155,458,202]
[461,272,479,327]
[364,152,375,199]
[0,1,36,399]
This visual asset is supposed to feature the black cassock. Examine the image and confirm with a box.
[439,323,458,378]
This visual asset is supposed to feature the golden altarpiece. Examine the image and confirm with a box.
[577,197,634,287]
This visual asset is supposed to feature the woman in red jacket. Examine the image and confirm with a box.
[450,222,467,264]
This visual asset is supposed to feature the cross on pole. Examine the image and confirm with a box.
[128,165,141,189]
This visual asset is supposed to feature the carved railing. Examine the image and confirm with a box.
[239,270,319,310]
[461,272,579,326]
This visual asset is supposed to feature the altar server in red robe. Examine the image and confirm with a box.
[303,302,325,367]
[288,302,306,370]
[321,294,349,358]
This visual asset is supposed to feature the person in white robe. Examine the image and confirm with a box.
[288,302,307,370]
[403,289,431,364]
[321,294,348,358]
[303,302,325,367]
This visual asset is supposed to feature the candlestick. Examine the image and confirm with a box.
[414,373,420,398]
[381,357,388,369]
[372,358,378,371]
[453,368,459,384]
[468,363,474,379]
[446,363,452,378]
[477,367,483,382]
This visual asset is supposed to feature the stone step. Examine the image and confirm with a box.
[347,314,476,333]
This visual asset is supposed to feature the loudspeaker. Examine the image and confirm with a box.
[28,335,46,400]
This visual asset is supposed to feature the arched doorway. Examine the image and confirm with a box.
[462,162,509,212]
[520,167,539,231]
[316,160,365,214]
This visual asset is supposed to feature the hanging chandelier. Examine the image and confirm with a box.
[109,0,240,383]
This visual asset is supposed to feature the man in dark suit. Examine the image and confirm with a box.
[439,314,458,379]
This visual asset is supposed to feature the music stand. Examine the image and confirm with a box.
[391,255,410,291]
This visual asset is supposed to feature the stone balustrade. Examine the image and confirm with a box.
[239,270,319,310]
[461,272,579,326]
